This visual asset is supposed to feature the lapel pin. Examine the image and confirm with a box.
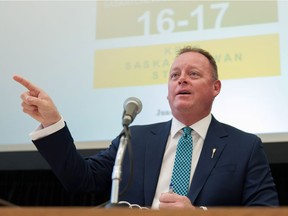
[211,148,217,159]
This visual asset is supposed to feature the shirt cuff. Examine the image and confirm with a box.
[29,116,65,141]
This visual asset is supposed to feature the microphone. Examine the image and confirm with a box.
[122,97,142,127]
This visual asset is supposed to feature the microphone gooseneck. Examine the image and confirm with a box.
[107,97,142,208]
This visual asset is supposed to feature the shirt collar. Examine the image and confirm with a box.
[171,114,212,139]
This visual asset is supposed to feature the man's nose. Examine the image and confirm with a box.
[178,73,188,85]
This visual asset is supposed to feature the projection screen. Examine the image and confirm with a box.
[0,0,288,152]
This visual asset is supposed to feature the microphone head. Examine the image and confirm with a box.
[122,97,142,126]
[123,97,142,114]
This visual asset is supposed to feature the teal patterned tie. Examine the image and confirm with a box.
[170,127,193,196]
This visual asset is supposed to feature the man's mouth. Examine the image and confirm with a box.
[177,90,191,95]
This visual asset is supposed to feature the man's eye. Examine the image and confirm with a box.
[189,71,200,78]
[170,73,179,79]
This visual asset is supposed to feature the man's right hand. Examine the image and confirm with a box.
[13,75,61,128]
[159,192,196,209]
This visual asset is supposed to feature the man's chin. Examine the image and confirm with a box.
[172,103,193,113]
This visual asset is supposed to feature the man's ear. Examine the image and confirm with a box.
[213,80,221,96]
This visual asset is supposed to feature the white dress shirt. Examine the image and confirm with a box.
[29,116,65,141]
[151,114,212,209]
[30,114,212,209]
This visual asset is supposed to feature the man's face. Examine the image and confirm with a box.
[167,52,221,119]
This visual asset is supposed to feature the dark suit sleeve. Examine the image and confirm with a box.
[33,124,119,196]
[242,137,279,206]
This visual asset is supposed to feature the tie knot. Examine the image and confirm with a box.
[182,127,192,136]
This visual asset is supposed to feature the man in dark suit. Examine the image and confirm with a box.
[13,46,279,209]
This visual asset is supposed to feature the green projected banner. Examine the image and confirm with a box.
[94,1,280,88]
[96,1,277,38]
[94,34,280,88]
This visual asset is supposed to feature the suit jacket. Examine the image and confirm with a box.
[33,116,279,207]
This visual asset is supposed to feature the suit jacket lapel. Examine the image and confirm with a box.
[144,121,171,206]
[188,116,228,203]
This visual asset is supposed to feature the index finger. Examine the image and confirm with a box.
[13,75,41,93]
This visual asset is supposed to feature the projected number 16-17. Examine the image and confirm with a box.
[138,3,229,35]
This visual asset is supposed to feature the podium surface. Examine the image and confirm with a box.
[0,207,287,216]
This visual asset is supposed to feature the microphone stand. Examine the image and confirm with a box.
[106,126,131,208]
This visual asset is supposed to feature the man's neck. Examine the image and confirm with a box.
[172,111,211,126]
